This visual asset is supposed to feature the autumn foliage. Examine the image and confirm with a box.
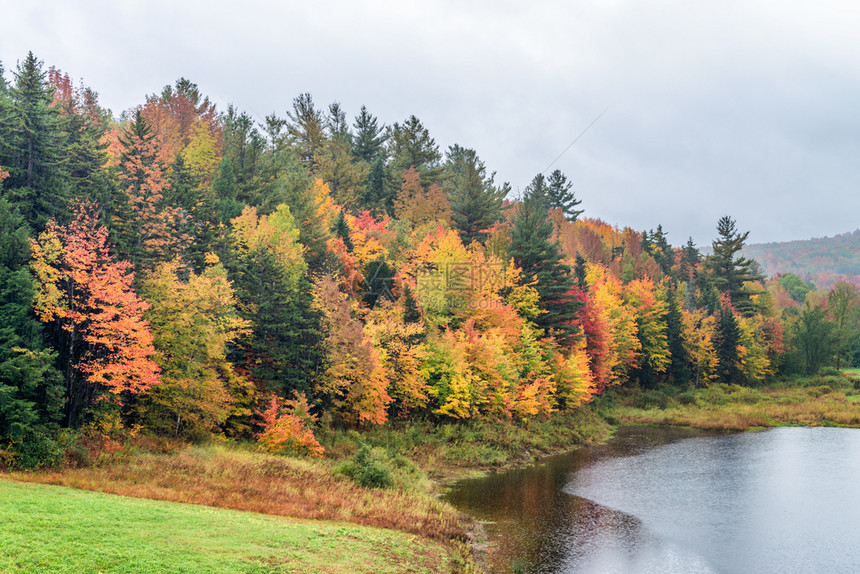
[30,201,160,422]
[255,395,324,457]
[2,53,835,473]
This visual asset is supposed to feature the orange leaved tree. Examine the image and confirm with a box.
[30,200,160,425]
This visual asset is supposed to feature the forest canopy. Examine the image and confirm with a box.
[2,52,858,468]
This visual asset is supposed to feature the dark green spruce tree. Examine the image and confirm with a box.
[331,209,354,251]
[52,78,112,215]
[509,187,581,343]
[362,156,391,216]
[351,105,387,164]
[445,144,509,244]
[545,169,583,221]
[213,158,244,224]
[0,198,64,452]
[664,284,689,385]
[352,106,393,214]
[388,115,444,184]
[256,146,331,270]
[228,247,322,397]
[679,237,700,283]
[715,294,743,384]
[0,52,70,228]
[706,216,764,316]
[222,105,266,206]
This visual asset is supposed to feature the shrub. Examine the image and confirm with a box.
[807,386,833,398]
[6,429,63,470]
[347,444,394,488]
[255,396,324,458]
[635,390,670,410]
[676,392,698,406]
[819,366,841,377]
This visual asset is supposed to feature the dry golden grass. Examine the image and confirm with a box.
[611,387,860,431]
[8,445,465,544]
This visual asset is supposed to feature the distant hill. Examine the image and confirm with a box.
[742,230,860,287]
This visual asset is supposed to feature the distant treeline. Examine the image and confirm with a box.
[744,230,860,288]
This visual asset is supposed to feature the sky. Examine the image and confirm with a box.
[3,0,860,247]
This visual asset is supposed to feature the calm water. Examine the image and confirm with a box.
[444,426,860,573]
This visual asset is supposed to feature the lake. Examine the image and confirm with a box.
[444,426,860,573]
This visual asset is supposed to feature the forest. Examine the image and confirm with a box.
[2,51,859,469]
[743,230,860,288]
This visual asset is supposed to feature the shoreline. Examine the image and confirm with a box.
[4,379,859,572]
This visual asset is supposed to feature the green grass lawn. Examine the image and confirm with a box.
[0,479,451,573]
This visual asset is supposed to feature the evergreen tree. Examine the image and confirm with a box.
[679,237,700,283]
[715,295,742,383]
[524,173,549,203]
[642,225,673,276]
[351,105,387,164]
[445,145,508,244]
[231,248,322,395]
[227,206,323,396]
[255,148,331,270]
[222,105,266,205]
[360,156,392,215]
[402,284,422,324]
[574,254,588,290]
[0,52,69,228]
[706,216,764,316]
[0,199,63,440]
[326,102,350,143]
[509,188,580,342]
[388,115,443,184]
[545,169,583,221]
[49,71,112,214]
[166,153,196,212]
[112,109,189,270]
[331,209,353,251]
[169,153,219,271]
[664,284,689,385]
[213,157,244,224]
[286,93,325,169]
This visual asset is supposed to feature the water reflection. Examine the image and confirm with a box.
[445,426,860,573]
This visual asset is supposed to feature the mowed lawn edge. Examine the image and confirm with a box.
[0,479,452,574]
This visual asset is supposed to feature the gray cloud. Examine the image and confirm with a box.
[4,0,859,246]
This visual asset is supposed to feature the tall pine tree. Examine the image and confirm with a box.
[446,145,508,244]
[706,216,764,316]
[0,52,70,229]
[545,169,583,221]
[351,105,387,164]
[509,188,580,342]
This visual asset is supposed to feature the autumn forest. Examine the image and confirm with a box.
[1,52,858,468]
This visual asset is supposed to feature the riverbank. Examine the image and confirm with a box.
[599,374,860,431]
[1,408,611,573]
[12,373,855,573]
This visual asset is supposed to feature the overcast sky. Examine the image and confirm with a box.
[3,0,859,246]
